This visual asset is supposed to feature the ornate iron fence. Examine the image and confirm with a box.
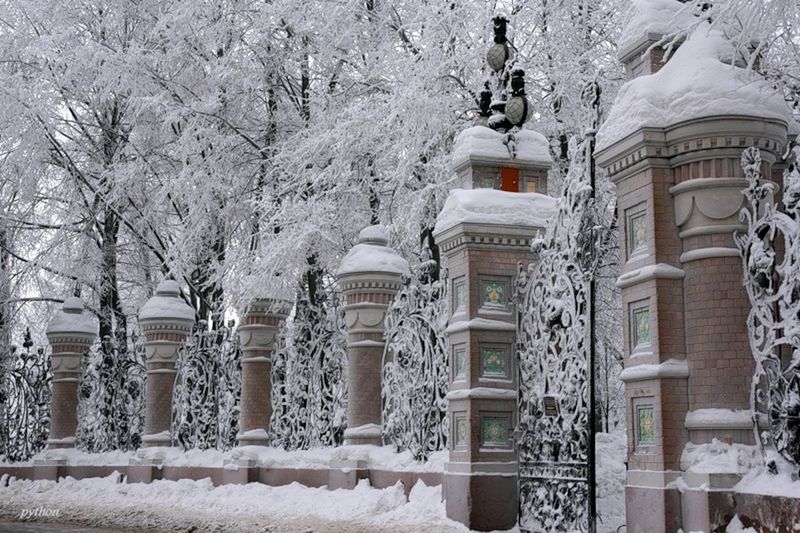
[735,145,800,470]
[0,331,52,462]
[172,320,242,451]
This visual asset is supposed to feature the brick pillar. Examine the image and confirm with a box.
[138,280,195,448]
[237,296,292,446]
[45,297,97,449]
[435,126,552,531]
[336,225,408,446]
[598,116,788,533]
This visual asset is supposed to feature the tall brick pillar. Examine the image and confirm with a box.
[138,280,195,447]
[597,24,790,530]
[237,296,292,446]
[336,225,408,446]
[435,126,552,532]
[45,297,97,449]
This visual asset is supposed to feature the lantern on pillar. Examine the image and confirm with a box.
[505,69,531,127]
[486,15,510,72]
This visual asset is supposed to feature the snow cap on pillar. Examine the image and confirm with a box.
[336,225,410,277]
[139,280,195,323]
[46,296,98,337]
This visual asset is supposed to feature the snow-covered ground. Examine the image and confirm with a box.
[0,432,628,533]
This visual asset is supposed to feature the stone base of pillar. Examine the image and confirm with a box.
[328,459,369,490]
[625,472,683,533]
[139,431,172,448]
[444,468,518,532]
[236,428,270,447]
[343,423,382,446]
[46,436,76,449]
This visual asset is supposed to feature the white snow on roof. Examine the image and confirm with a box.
[434,188,556,235]
[597,24,791,151]
[451,126,552,168]
[139,280,195,322]
[618,0,694,56]
[336,225,409,277]
[46,296,97,336]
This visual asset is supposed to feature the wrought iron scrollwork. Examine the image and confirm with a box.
[735,145,800,470]
[515,138,595,533]
[0,331,51,462]
[172,320,242,450]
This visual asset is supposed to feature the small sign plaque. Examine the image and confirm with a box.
[543,396,559,417]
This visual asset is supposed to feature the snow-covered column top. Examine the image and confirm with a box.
[138,280,195,345]
[46,296,98,374]
[450,126,552,192]
[597,23,791,152]
[434,188,557,238]
[336,225,409,445]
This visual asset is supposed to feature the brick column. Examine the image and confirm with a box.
[237,296,292,446]
[45,297,97,449]
[434,126,552,531]
[598,117,788,532]
[336,225,408,446]
[138,280,195,448]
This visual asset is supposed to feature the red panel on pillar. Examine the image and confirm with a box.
[500,167,519,192]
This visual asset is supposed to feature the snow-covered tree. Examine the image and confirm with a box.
[382,239,449,461]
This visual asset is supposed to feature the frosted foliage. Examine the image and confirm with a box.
[382,243,449,461]
[77,334,146,452]
[0,333,52,462]
[734,146,800,469]
[515,138,596,532]
[270,292,347,450]
[172,322,242,451]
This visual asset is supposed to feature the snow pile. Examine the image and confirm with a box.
[618,0,694,55]
[726,515,758,532]
[138,280,195,321]
[597,24,790,151]
[434,188,556,234]
[337,225,410,276]
[451,126,551,168]
[0,474,465,532]
[680,439,760,474]
[46,296,97,335]
[596,430,627,532]
[734,451,800,498]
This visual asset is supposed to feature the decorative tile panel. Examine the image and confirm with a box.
[637,406,655,445]
[632,306,650,347]
[454,415,468,447]
[481,415,509,447]
[481,345,509,378]
[482,279,507,306]
[453,346,467,380]
[453,279,466,311]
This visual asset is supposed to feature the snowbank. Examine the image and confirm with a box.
[46,297,97,335]
[336,225,410,277]
[734,451,800,498]
[0,474,462,532]
[596,430,627,532]
[597,24,790,151]
[451,126,551,168]
[618,0,694,56]
[434,189,556,235]
[6,444,448,473]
